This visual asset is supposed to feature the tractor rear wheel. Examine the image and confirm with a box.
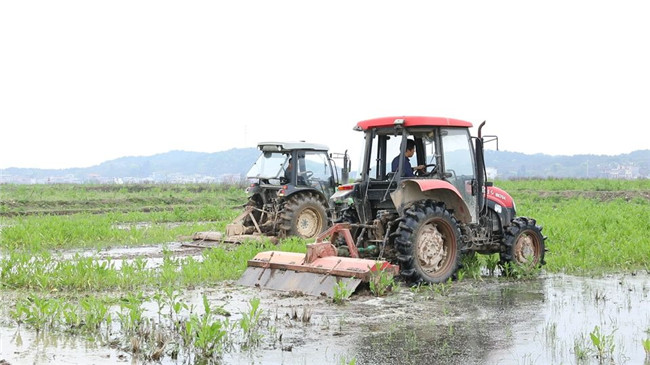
[395,201,461,284]
[500,217,546,268]
[279,193,328,239]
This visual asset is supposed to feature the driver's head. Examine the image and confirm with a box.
[406,139,416,157]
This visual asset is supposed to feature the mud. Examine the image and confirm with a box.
[527,189,650,202]
[2,271,649,364]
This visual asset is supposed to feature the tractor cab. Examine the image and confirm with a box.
[230,141,350,240]
[246,142,339,201]
[336,117,479,225]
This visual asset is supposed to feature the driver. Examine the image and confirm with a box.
[284,158,308,185]
[391,139,425,177]
[283,158,294,181]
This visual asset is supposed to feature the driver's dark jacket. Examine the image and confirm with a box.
[391,155,415,177]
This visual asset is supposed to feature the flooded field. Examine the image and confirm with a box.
[2,270,649,364]
[2,181,649,364]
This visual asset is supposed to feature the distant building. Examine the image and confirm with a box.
[219,173,243,184]
[607,164,641,179]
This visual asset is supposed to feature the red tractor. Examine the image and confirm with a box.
[329,116,546,283]
[239,116,546,295]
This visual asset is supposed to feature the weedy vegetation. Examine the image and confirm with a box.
[333,280,353,304]
[589,325,616,363]
[369,262,398,296]
[642,336,650,360]
[1,179,649,362]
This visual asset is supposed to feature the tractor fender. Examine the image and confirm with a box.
[390,179,472,223]
[283,187,329,207]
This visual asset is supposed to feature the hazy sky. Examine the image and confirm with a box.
[1,1,649,169]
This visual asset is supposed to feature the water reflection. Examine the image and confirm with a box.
[1,273,649,364]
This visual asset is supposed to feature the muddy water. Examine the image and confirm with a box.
[2,273,649,364]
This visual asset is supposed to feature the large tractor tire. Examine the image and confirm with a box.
[395,201,461,284]
[279,192,328,239]
[500,217,546,268]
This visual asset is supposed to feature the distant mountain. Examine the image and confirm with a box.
[1,149,648,183]
[485,149,649,179]
[0,148,260,184]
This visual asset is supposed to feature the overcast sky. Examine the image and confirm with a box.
[1,1,648,170]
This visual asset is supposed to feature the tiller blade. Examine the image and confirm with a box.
[237,223,399,297]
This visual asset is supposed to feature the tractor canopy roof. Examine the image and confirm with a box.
[257,141,329,153]
[354,116,472,131]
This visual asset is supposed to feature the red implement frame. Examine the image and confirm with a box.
[237,223,399,297]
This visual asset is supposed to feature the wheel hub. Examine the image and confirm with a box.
[514,232,537,264]
[417,223,447,274]
[296,208,319,238]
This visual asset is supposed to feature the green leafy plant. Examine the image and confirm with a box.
[333,280,352,304]
[118,292,145,334]
[21,296,61,332]
[501,261,540,280]
[430,279,453,297]
[642,337,650,358]
[458,253,482,280]
[485,254,500,276]
[239,297,263,349]
[573,334,590,363]
[589,325,616,363]
[80,296,110,332]
[369,262,397,296]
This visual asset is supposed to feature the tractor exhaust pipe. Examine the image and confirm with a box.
[476,121,487,216]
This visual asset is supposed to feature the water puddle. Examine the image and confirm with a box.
[2,272,649,364]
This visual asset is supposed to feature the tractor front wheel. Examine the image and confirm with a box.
[500,217,546,268]
[395,201,461,284]
[279,193,328,239]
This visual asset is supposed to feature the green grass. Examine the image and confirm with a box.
[1,183,247,251]
[1,210,236,251]
[1,238,306,292]
[498,179,650,274]
[495,178,650,191]
[2,180,649,277]
[0,183,246,216]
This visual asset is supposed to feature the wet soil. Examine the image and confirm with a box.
[2,262,649,364]
[525,189,650,202]
[4,189,646,218]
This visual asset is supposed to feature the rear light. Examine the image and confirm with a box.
[338,184,354,191]
[246,183,258,193]
[277,185,288,197]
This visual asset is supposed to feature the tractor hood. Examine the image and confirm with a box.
[485,186,515,209]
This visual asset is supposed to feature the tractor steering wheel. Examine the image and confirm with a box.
[416,164,437,177]
[424,163,438,177]
[300,171,314,179]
